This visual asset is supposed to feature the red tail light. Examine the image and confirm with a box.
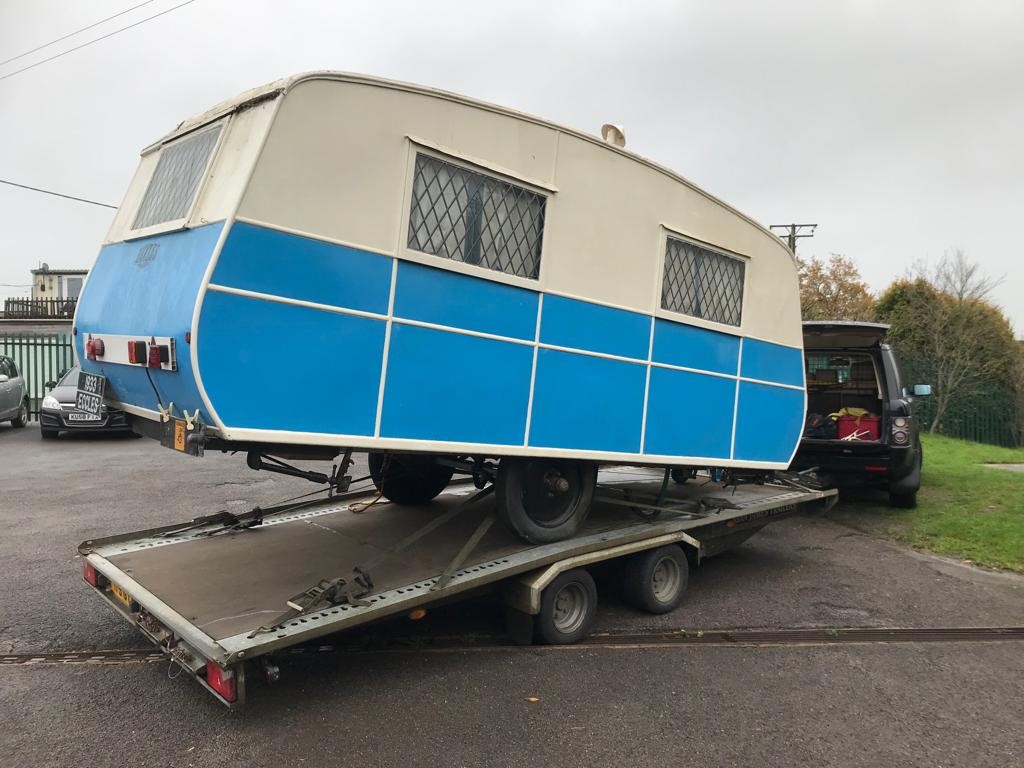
[148,344,168,368]
[83,561,107,587]
[128,340,147,364]
[205,661,237,702]
[85,338,105,360]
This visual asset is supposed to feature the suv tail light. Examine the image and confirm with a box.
[891,415,910,445]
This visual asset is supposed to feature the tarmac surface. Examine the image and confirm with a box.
[1,421,1022,767]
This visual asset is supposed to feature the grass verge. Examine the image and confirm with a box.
[830,434,1024,572]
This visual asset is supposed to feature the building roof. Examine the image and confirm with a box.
[31,267,89,275]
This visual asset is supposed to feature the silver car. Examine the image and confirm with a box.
[0,355,30,428]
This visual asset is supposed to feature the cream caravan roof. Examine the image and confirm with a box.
[147,71,792,264]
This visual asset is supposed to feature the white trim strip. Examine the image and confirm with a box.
[739,376,804,392]
[206,283,388,322]
[638,315,656,452]
[216,425,789,470]
[522,293,544,447]
[730,338,744,459]
[649,359,737,381]
[373,258,399,437]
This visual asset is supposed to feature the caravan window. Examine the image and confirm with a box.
[407,154,546,280]
[132,124,223,230]
[661,237,745,327]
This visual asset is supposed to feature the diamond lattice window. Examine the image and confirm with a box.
[407,154,546,280]
[661,237,745,326]
[132,124,222,230]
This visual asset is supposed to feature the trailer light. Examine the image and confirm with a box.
[148,344,168,368]
[408,608,427,621]
[205,661,237,702]
[128,340,147,364]
[893,417,908,428]
[85,339,105,360]
[892,430,909,445]
[864,465,887,472]
[83,561,107,588]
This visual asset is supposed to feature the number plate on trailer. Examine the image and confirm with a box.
[67,411,102,422]
[76,371,106,416]
[109,581,133,609]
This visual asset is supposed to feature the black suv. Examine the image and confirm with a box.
[790,321,930,507]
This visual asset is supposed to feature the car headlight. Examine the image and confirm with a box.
[42,395,60,410]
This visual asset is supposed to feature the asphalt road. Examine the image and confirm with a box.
[1,421,1022,767]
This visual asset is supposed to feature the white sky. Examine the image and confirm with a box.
[1,0,1021,335]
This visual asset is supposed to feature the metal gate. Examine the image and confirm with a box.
[0,333,76,419]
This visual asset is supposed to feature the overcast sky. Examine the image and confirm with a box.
[1,0,1021,335]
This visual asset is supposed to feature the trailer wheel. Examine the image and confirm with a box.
[496,458,597,543]
[536,569,598,645]
[368,453,454,505]
[620,545,689,614]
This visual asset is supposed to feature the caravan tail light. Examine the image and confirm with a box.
[148,344,168,368]
[85,339,105,360]
[205,661,237,702]
[128,340,147,364]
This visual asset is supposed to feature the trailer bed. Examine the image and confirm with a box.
[80,468,835,703]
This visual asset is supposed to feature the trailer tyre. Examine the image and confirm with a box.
[621,545,689,614]
[496,458,597,543]
[368,453,454,505]
[536,569,598,645]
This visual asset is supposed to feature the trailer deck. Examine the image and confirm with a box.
[79,468,836,704]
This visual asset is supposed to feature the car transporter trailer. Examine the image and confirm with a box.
[79,467,836,706]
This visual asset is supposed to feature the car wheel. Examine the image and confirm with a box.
[888,491,917,508]
[11,400,29,428]
[40,428,58,440]
[368,453,454,505]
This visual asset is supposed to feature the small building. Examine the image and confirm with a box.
[31,265,88,303]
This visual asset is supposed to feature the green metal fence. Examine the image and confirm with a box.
[0,333,76,420]
[900,358,1019,448]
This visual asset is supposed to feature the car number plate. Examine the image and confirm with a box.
[76,371,107,416]
[67,411,102,422]
[109,581,133,608]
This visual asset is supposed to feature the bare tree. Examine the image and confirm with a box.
[911,248,1004,302]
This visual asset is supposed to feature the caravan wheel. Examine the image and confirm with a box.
[496,458,597,544]
[368,453,454,505]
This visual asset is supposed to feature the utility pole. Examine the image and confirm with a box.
[770,223,817,254]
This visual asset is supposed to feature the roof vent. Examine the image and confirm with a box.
[600,124,626,148]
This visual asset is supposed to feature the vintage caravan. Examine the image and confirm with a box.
[74,73,806,542]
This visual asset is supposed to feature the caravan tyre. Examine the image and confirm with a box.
[496,458,597,544]
[368,453,454,505]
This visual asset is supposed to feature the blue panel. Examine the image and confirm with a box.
[540,295,650,360]
[643,367,734,459]
[381,324,532,445]
[652,319,740,375]
[741,338,805,387]
[733,381,805,463]
[529,349,645,453]
[211,222,392,315]
[74,223,224,421]
[393,261,538,340]
[198,291,384,435]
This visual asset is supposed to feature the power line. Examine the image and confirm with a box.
[0,0,196,83]
[0,178,116,209]
[0,0,162,68]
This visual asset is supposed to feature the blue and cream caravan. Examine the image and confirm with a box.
[75,72,806,542]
